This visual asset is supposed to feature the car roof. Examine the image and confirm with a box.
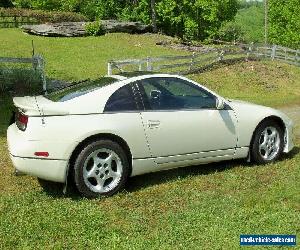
[42,73,211,115]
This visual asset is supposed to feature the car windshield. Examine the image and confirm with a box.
[45,77,118,102]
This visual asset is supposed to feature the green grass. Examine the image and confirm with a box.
[190,60,300,107]
[0,29,299,249]
[0,29,183,81]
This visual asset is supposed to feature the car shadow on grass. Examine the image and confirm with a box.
[126,146,300,193]
[39,146,299,199]
[125,159,245,193]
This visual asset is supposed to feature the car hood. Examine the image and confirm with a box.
[227,99,292,124]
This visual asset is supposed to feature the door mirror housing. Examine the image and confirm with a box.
[150,90,161,99]
[216,98,225,110]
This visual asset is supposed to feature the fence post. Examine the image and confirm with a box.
[218,50,224,61]
[34,55,47,93]
[146,56,152,71]
[189,52,196,72]
[285,47,287,60]
[107,62,113,76]
[271,45,277,60]
[247,42,254,59]
[14,16,17,28]
[138,60,143,71]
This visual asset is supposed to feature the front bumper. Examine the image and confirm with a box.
[283,119,294,153]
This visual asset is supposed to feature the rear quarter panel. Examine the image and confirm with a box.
[24,113,150,161]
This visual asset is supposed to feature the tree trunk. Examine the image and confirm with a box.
[150,0,157,33]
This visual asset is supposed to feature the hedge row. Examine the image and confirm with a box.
[0,8,87,23]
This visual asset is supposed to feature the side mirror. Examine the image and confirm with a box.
[150,90,161,99]
[216,98,225,110]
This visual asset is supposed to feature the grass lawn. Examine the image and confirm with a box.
[0,29,299,249]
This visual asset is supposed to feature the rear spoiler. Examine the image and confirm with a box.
[13,96,69,116]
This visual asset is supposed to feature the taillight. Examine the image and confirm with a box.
[16,111,28,131]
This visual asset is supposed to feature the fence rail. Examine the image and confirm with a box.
[0,55,47,91]
[107,44,300,76]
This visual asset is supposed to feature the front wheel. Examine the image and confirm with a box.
[74,140,130,198]
[251,120,284,164]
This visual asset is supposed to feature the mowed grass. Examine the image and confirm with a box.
[0,29,183,81]
[0,29,299,249]
[190,60,300,108]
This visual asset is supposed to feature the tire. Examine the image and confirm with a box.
[74,140,130,198]
[251,120,284,164]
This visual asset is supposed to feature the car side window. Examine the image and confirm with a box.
[104,84,139,112]
[139,77,217,110]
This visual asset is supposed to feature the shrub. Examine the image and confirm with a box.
[0,7,87,23]
[216,21,244,43]
[0,68,43,96]
[84,21,105,36]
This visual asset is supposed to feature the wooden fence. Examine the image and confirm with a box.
[0,55,47,91]
[107,44,300,76]
[255,45,300,66]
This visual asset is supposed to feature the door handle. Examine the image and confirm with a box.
[147,120,160,129]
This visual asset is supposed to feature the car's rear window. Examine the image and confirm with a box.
[45,77,118,102]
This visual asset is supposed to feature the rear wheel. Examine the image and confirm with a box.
[251,120,284,164]
[74,140,130,198]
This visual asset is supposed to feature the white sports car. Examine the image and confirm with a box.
[7,73,294,197]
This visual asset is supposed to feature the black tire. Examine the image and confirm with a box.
[74,140,130,198]
[251,120,284,164]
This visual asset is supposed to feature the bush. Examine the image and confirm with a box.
[0,7,87,23]
[84,21,105,36]
[0,68,43,96]
[216,21,244,42]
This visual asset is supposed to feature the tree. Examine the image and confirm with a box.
[155,0,238,40]
[268,0,300,49]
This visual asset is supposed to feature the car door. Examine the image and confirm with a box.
[103,83,154,162]
[136,77,238,166]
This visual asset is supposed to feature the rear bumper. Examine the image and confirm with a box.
[10,154,67,183]
[7,124,68,183]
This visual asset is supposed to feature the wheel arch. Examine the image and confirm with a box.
[67,133,133,182]
[249,115,286,156]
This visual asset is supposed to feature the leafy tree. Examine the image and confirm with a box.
[155,0,238,40]
[12,0,239,41]
[235,5,264,43]
[268,0,300,49]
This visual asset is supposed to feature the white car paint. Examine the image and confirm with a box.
[7,74,294,183]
